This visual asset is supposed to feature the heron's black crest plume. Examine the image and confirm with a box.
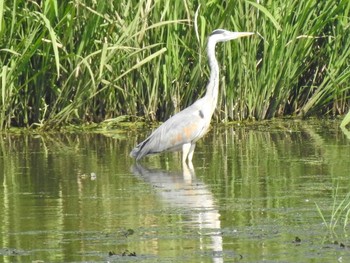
[210,29,226,36]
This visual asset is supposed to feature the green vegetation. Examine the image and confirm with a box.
[0,0,349,129]
[315,184,350,232]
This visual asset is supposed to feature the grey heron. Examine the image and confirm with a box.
[130,29,253,165]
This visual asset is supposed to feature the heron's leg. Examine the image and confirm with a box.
[182,143,191,165]
[187,143,196,163]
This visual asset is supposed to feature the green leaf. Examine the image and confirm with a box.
[34,11,60,79]
[246,1,282,31]
[340,110,350,128]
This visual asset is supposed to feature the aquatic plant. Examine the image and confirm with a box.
[340,110,350,128]
[0,0,349,129]
[315,185,350,232]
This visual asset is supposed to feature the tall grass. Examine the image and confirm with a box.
[232,0,350,120]
[0,0,349,129]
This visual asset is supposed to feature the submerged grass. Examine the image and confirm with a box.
[0,0,350,129]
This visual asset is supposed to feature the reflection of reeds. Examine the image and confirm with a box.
[197,120,349,227]
[0,132,151,261]
[1,1,350,129]
[1,121,349,260]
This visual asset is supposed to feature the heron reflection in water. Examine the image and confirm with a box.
[130,29,253,167]
[131,163,223,262]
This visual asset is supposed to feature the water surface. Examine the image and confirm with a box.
[1,120,350,262]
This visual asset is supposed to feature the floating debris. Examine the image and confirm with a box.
[108,250,136,257]
[90,172,97,180]
[294,236,301,243]
[122,228,134,237]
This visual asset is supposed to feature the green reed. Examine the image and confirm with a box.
[0,0,349,129]
[315,184,350,232]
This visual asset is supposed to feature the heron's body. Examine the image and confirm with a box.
[130,29,253,165]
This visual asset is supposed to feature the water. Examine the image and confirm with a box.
[1,120,350,262]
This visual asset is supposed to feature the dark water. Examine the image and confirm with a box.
[1,120,350,262]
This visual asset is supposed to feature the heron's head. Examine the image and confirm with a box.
[209,29,254,43]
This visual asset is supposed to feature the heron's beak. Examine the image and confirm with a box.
[235,32,254,38]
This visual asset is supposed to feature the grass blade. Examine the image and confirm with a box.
[34,11,60,79]
[246,1,282,31]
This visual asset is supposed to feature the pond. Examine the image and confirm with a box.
[1,120,350,262]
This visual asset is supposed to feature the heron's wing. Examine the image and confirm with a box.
[156,106,208,149]
[132,101,209,159]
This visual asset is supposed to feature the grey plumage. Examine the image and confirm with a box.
[130,29,254,165]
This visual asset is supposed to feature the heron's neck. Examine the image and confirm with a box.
[205,39,220,115]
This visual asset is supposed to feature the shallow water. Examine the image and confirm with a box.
[1,120,350,262]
